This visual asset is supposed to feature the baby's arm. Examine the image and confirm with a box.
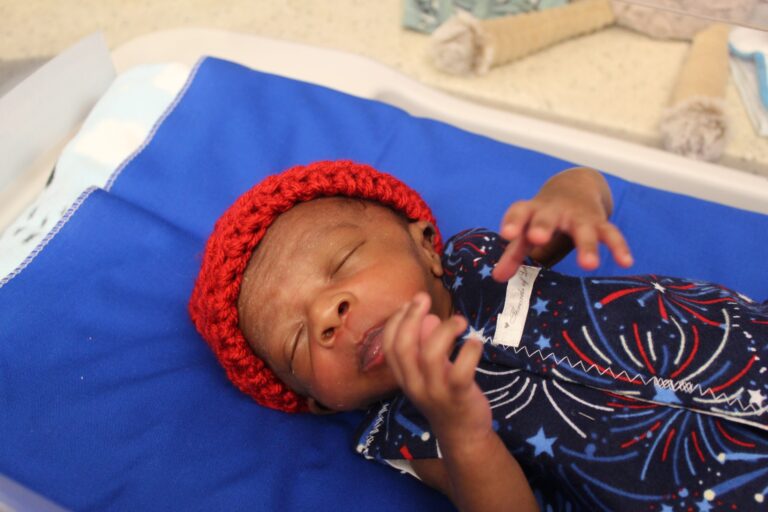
[382,293,539,512]
[492,166,633,282]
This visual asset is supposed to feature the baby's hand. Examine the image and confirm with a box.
[492,168,633,281]
[381,293,492,446]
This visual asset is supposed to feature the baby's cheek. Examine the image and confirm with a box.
[307,362,353,410]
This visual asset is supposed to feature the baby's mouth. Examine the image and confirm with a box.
[359,325,386,373]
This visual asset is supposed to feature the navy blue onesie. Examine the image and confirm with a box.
[355,228,768,512]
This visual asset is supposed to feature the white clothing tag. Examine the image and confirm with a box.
[492,265,540,348]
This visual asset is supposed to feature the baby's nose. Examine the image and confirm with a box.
[311,294,351,347]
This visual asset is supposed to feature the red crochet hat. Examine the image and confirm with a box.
[188,160,441,413]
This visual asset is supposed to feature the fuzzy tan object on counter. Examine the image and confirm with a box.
[660,24,732,161]
[430,0,615,75]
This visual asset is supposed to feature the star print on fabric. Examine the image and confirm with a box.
[652,385,681,404]
[531,298,549,316]
[464,326,489,344]
[526,427,557,457]
[535,334,551,350]
[452,275,463,291]
[479,264,493,279]
[696,498,713,512]
[660,505,673,512]
[748,389,766,408]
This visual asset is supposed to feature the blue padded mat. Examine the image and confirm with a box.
[0,57,766,511]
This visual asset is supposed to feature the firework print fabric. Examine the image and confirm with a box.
[355,228,768,511]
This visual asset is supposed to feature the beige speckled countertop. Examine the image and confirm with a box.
[2,0,767,176]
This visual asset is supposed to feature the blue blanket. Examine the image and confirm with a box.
[1,57,766,511]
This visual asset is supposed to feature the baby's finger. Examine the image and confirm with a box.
[572,221,600,270]
[599,222,634,268]
[527,207,559,246]
[449,337,483,393]
[381,303,409,384]
[500,201,533,240]
[492,236,529,282]
[419,313,442,344]
[420,315,467,391]
[389,294,431,394]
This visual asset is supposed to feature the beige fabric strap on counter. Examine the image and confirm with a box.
[484,0,615,67]
[671,23,732,104]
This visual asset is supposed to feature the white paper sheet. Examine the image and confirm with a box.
[0,33,115,231]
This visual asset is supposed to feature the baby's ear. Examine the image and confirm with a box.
[408,220,444,277]
[307,398,337,415]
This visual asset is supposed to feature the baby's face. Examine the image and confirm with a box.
[237,198,451,412]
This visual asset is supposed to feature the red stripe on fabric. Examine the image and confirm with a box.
[620,421,661,448]
[670,324,699,379]
[634,323,656,375]
[657,294,669,321]
[603,390,641,402]
[715,419,756,448]
[662,428,676,461]
[599,286,650,307]
[455,241,486,254]
[669,299,721,326]
[709,355,757,394]
[691,431,705,462]
[668,284,696,290]
[607,402,658,409]
[681,297,734,305]
[561,330,637,384]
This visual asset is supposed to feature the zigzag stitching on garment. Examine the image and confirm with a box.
[356,402,390,459]
[512,344,762,414]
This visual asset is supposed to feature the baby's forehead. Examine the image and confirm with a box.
[267,197,404,241]
[267,197,371,246]
[240,196,403,294]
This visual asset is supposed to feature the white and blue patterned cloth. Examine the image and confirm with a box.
[730,26,768,136]
[0,63,190,282]
[356,228,768,511]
